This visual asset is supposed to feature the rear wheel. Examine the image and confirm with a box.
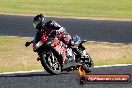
[82,55,94,73]
[79,50,94,73]
[40,51,61,75]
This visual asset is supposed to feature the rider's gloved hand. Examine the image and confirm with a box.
[48,30,56,38]
[25,42,31,47]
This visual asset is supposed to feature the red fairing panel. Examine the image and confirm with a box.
[41,34,48,43]
[51,39,67,63]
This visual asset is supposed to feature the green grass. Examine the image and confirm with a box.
[0,65,42,73]
[0,0,132,18]
[0,36,43,73]
[83,42,132,66]
[95,58,132,66]
[0,36,132,72]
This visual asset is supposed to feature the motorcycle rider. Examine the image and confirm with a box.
[25,14,71,47]
[25,14,82,61]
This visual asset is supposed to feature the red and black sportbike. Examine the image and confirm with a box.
[25,33,93,75]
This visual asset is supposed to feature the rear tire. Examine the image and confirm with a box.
[79,51,94,73]
[40,52,61,75]
[82,55,94,73]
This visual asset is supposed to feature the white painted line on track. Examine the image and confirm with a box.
[0,64,132,75]
[94,64,132,68]
[1,35,33,39]
[0,70,44,75]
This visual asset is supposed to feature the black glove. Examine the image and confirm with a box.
[25,42,31,47]
[48,30,56,38]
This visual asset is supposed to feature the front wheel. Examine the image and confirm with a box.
[40,51,61,75]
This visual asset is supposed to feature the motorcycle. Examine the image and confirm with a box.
[25,33,93,75]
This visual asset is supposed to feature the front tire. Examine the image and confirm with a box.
[40,52,61,75]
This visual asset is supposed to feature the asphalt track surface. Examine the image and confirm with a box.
[0,14,132,43]
[0,65,132,88]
